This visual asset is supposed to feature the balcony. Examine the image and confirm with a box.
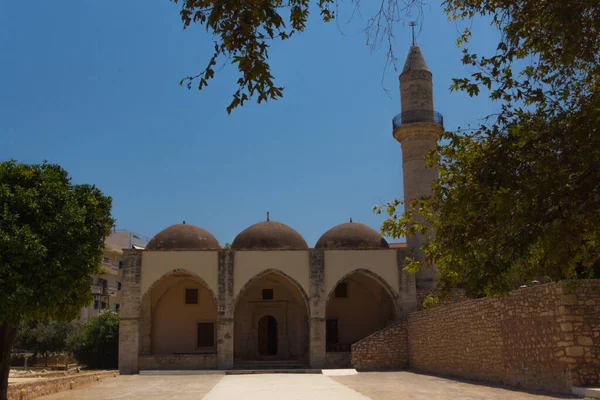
[91,284,104,295]
[392,110,444,129]
[106,285,119,297]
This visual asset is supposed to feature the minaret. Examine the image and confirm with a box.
[393,44,443,290]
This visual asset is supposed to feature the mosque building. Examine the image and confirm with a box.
[118,44,443,372]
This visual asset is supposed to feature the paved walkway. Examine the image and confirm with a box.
[37,372,585,400]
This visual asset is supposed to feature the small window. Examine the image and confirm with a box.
[335,282,348,298]
[185,288,199,304]
[197,322,215,347]
[115,303,120,311]
[118,261,123,269]
[101,301,107,309]
[94,300,99,310]
[117,282,121,290]
[262,289,273,300]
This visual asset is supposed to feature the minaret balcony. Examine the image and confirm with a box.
[392,110,444,129]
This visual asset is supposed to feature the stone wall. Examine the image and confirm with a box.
[8,371,117,400]
[407,281,600,393]
[138,354,217,370]
[351,319,408,371]
[416,288,467,311]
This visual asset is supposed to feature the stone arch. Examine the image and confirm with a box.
[139,268,218,356]
[325,268,400,354]
[326,268,400,317]
[233,268,310,361]
[234,268,310,317]
[140,268,217,311]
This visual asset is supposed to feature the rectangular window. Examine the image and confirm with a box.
[326,319,338,346]
[115,303,120,311]
[185,288,199,304]
[117,282,121,290]
[118,261,123,269]
[197,322,215,347]
[262,289,273,300]
[101,301,107,309]
[94,300,99,310]
[335,282,348,298]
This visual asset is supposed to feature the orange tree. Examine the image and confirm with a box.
[0,161,113,400]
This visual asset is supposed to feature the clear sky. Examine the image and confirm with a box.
[0,1,498,246]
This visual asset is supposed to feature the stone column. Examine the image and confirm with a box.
[119,249,142,374]
[397,249,417,316]
[217,250,235,369]
[308,249,326,368]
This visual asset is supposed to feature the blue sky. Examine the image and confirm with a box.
[0,1,498,246]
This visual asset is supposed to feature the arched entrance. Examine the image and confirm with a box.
[234,270,309,363]
[326,271,396,354]
[139,270,218,356]
[258,315,278,356]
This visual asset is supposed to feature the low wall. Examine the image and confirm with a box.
[407,281,600,393]
[351,319,408,371]
[8,371,117,400]
[138,354,217,370]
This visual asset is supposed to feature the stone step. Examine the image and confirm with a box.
[226,369,321,375]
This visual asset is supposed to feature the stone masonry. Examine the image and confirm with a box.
[351,319,409,371]
[408,281,600,393]
[350,280,600,393]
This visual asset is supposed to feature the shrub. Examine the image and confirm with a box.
[71,310,119,369]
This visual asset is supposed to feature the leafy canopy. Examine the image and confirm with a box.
[378,0,600,296]
[70,310,119,369]
[172,0,420,113]
[0,161,114,323]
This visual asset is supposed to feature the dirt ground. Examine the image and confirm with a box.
[34,371,594,400]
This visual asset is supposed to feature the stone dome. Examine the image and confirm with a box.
[232,221,308,250]
[315,221,389,249]
[146,223,221,251]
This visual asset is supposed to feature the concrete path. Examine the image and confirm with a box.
[202,374,369,400]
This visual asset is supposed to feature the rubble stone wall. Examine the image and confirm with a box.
[351,319,408,371]
[408,281,600,393]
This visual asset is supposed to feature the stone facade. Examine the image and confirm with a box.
[351,319,408,371]
[138,355,217,370]
[407,281,600,393]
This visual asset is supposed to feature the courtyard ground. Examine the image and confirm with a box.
[36,371,587,400]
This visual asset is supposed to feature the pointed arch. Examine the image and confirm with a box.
[140,268,218,312]
[233,268,310,317]
[326,268,401,323]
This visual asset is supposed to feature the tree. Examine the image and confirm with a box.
[0,161,113,400]
[171,0,421,113]
[70,311,119,370]
[378,0,600,297]
[13,321,73,367]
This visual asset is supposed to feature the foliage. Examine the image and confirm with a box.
[378,0,600,297]
[13,321,73,366]
[422,294,439,310]
[171,0,421,113]
[0,160,113,399]
[71,311,119,369]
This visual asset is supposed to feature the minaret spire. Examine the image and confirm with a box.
[392,44,444,292]
[409,21,417,46]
